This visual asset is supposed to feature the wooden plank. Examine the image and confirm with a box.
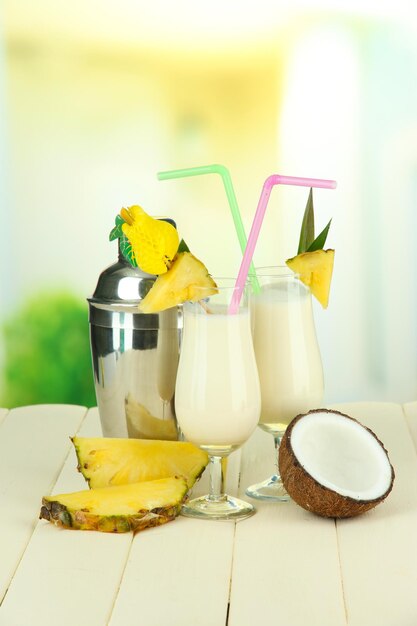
[0,404,87,606]
[3,401,414,624]
[331,402,417,626]
[109,449,242,626]
[110,517,235,626]
[2,409,239,626]
[0,408,134,626]
[403,401,417,452]
[228,426,346,626]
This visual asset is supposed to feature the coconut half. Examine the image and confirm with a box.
[279,409,395,518]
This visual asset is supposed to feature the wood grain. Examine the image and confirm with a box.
[228,426,346,626]
[1,402,417,626]
[0,404,87,605]
[0,408,134,626]
[332,402,417,626]
[109,438,241,625]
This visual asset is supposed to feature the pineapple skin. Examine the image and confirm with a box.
[39,477,188,533]
[39,499,182,533]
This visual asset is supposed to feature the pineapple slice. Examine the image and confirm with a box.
[72,436,209,490]
[40,476,187,533]
[125,396,178,441]
[286,249,335,308]
[139,251,218,313]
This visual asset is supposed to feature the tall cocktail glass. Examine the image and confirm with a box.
[246,267,324,501]
[175,280,261,520]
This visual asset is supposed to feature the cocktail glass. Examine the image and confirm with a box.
[175,280,261,520]
[246,267,324,501]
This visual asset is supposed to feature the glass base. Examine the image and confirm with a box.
[181,494,256,521]
[245,474,290,502]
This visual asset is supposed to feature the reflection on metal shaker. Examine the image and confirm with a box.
[88,247,182,439]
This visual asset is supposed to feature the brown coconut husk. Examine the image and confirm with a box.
[278,409,395,518]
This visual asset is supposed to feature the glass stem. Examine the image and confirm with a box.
[273,434,283,478]
[208,455,227,502]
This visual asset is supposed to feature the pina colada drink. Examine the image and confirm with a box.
[251,278,323,435]
[246,268,324,502]
[175,282,261,520]
[175,306,261,456]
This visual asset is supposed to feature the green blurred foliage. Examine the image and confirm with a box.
[1,291,96,408]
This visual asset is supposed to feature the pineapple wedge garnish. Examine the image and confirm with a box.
[40,476,187,533]
[139,251,218,313]
[286,188,335,308]
[286,249,334,308]
[72,436,209,490]
[111,204,217,312]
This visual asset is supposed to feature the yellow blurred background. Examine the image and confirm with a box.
[1,1,417,405]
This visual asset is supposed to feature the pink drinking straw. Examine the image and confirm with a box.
[229,174,337,314]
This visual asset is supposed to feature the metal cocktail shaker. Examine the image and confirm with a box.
[88,245,181,439]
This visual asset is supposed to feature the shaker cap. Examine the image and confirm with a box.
[88,255,155,306]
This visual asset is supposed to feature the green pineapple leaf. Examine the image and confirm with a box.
[177,239,190,253]
[109,215,125,241]
[120,234,138,267]
[109,213,137,266]
[297,188,315,254]
[307,219,332,252]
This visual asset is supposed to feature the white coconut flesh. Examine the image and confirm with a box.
[290,411,393,500]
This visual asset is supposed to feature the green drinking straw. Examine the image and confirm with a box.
[157,164,259,290]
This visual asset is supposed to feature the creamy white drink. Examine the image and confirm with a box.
[175,306,261,454]
[251,279,323,434]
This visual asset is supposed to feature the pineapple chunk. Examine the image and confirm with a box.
[286,249,335,308]
[40,476,187,533]
[72,437,208,490]
[139,252,218,313]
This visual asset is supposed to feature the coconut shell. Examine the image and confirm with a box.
[278,409,395,518]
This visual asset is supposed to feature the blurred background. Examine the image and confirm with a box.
[1,0,417,407]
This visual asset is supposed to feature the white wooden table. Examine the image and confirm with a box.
[0,402,417,626]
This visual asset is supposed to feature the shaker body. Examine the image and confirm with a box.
[88,251,182,440]
[89,304,181,438]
